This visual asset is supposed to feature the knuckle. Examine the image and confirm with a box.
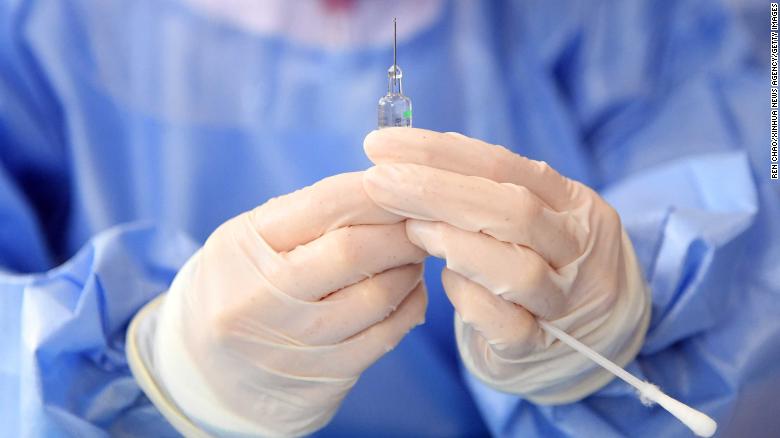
[204,216,242,255]
[507,254,563,318]
[600,201,622,229]
[535,160,553,175]
[609,205,622,228]
[510,185,543,222]
[362,276,398,314]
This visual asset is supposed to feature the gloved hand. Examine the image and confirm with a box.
[362,128,650,404]
[126,172,427,437]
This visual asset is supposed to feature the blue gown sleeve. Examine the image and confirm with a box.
[0,7,199,435]
[466,1,779,437]
[0,224,199,437]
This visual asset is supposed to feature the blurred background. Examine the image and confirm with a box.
[0,0,775,437]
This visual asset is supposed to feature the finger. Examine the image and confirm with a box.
[225,282,428,379]
[442,268,543,359]
[265,223,426,301]
[405,220,566,320]
[251,172,403,252]
[364,163,585,268]
[364,128,578,211]
[289,264,425,345]
[216,264,423,346]
[335,281,427,375]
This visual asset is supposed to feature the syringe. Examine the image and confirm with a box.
[378,18,412,128]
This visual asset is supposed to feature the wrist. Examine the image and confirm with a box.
[128,252,272,437]
[126,295,210,437]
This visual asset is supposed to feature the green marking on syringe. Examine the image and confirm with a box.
[403,109,412,119]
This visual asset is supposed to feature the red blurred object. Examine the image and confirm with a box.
[323,0,356,12]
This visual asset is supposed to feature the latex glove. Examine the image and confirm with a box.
[126,172,427,437]
[362,128,650,404]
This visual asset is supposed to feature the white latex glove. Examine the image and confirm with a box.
[126,172,427,437]
[362,128,650,404]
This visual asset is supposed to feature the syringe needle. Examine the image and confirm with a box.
[393,17,397,70]
[377,18,412,128]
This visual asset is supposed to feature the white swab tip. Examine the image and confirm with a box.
[641,384,717,437]
[689,413,717,437]
[676,407,717,437]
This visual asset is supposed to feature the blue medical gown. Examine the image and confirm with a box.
[0,0,777,436]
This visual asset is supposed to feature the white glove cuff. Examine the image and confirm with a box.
[127,294,210,437]
[456,230,651,404]
[127,252,292,437]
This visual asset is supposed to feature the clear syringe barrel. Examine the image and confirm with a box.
[378,65,412,128]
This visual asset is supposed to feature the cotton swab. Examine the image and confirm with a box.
[537,319,717,437]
